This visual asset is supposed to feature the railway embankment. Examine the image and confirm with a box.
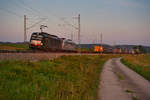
[0,53,101,61]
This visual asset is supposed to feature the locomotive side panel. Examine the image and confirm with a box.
[42,37,48,49]
[63,43,76,50]
[62,40,76,51]
[46,37,62,50]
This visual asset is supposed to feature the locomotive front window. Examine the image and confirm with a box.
[31,34,43,40]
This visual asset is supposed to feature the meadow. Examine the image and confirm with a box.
[0,55,116,100]
[121,54,150,81]
[0,43,29,50]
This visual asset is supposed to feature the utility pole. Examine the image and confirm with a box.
[100,33,102,46]
[23,16,47,43]
[99,32,103,54]
[71,26,73,40]
[78,14,80,49]
[24,15,27,43]
[71,33,73,40]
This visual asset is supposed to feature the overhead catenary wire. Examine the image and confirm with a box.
[16,0,49,30]
[6,0,37,18]
[16,0,45,18]
[7,0,76,29]
[0,7,22,18]
[26,18,47,30]
[9,0,47,20]
[2,0,79,42]
[18,0,40,14]
[38,5,78,30]
[14,0,77,32]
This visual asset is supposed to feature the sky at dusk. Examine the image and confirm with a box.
[0,0,150,46]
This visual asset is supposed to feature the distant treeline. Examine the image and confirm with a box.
[0,41,29,44]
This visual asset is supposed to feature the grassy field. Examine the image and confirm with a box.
[121,54,150,81]
[0,55,117,100]
[0,43,29,50]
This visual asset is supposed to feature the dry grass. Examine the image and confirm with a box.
[121,54,150,81]
[0,43,29,50]
[0,46,24,50]
[0,55,118,100]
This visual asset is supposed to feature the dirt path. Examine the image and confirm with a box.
[98,58,150,100]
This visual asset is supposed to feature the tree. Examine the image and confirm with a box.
[133,45,146,54]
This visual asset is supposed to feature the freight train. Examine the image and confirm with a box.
[29,32,76,51]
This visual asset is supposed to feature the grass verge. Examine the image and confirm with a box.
[0,55,115,100]
[121,54,150,81]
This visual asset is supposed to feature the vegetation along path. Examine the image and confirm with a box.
[0,55,114,100]
[99,58,150,100]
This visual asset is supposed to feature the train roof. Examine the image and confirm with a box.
[67,39,72,41]
[32,32,59,38]
[65,39,76,44]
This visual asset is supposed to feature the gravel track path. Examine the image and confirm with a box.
[99,58,150,100]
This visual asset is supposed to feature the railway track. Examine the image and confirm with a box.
[0,50,52,53]
[0,50,37,53]
[0,50,102,61]
[0,49,96,54]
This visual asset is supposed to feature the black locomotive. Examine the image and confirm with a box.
[29,32,76,51]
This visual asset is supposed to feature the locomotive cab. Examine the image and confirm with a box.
[29,32,44,49]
